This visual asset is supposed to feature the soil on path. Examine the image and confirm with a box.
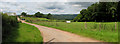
[18,18,101,43]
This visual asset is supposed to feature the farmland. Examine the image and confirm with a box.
[21,17,118,42]
[1,1,120,43]
[2,13,43,43]
[3,23,43,43]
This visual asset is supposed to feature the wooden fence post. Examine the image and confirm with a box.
[85,21,87,29]
[99,23,101,31]
[56,22,58,26]
[115,22,117,32]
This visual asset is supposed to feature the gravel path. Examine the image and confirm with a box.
[19,19,101,43]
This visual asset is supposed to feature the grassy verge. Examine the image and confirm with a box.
[34,22,118,42]
[4,23,43,43]
[22,17,118,42]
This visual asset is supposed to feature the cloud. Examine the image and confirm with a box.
[0,0,17,2]
[0,2,95,15]
[0,0,99,2]
[67,0,99,2]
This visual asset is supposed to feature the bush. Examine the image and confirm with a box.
[2,13,19,42]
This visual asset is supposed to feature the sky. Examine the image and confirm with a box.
[0,0,100,15]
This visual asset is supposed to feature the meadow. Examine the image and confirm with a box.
[3,23,43,44]
[21,17,118,42]
[2,13,43,44]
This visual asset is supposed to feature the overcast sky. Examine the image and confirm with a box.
[0,0,99,15]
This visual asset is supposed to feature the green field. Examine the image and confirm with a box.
[22,17,118,42]
[4,23,43,43]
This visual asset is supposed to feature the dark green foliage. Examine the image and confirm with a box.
[21,12,27,16]
[117,1,120,21]
[2,13,19,42]
[73,2,119,22]
[46,13,52,19]
[34,12,44,18]
[25,15,35,17]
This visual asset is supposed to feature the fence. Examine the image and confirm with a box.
[84,22,118,32]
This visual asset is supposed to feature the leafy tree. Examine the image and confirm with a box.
[117,1,120,21]
[21,12,27,16]
[2,13,19,42]
[47,13,52,19]
[73,14,80,22]
[73,2,119,22]
[34,12,44,18]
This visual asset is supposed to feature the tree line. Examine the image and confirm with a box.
[21,12,52,19]
[73,2,120,22]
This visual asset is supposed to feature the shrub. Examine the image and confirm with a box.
[2,13,19,42]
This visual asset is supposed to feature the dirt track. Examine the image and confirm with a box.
[18,18,101,43]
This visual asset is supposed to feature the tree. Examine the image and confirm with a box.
[34,12,44,18]
[2,13,18,41]
[117,1,120,21]
[73,2,118,22]
[47,13,52,19]
[21,12,27,16]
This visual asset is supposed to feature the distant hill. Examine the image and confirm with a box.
[17,14,78,20]
[51,14,78,20]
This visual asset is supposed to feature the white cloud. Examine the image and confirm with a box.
[0,0,99,2]
[68,0,99,2]
[0,0,17,2]
[0,2,94,14]
[1,0,119,2]
[72,5,81,7]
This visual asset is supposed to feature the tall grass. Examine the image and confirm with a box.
[2,14,43,44]
[35,22,118,42]
[15,23,43,43]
